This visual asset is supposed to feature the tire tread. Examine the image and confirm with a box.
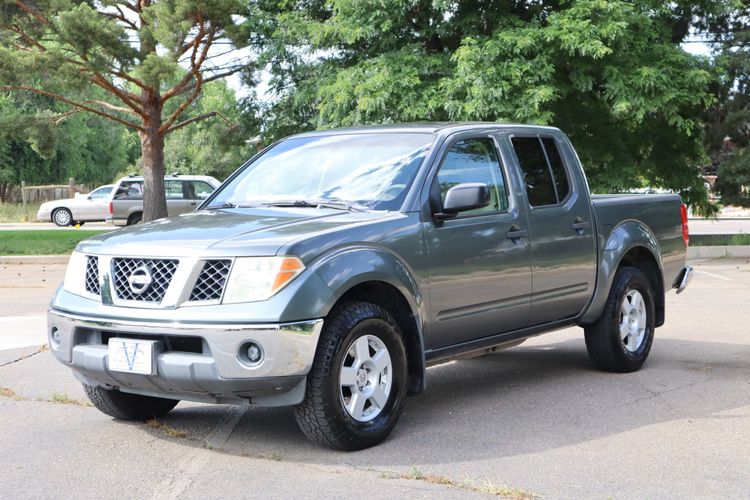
[294,301,405,450]
[584,266,655,373]
[83,384,178,421]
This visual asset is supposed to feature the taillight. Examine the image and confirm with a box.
[680,203,689,247]
[108,201,113,215]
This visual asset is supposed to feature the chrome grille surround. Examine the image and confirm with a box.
[189,259,232,302]
[111,258,178,303]
[85,256,100,295]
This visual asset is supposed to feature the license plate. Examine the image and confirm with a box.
[108,338,159,375]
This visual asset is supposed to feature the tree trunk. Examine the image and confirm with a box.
[139,91,167,222]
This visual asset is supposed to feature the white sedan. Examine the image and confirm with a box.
[37,184,114,226]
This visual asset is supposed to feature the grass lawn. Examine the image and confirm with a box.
[690,233,750,246]
[0,203,44,223]
[0,230,107,255]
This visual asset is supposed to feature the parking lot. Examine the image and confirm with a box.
[1,257,748,499]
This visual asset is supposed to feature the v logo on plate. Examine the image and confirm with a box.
[120,342,142,370]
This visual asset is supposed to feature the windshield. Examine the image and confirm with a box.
[209,133,435,211]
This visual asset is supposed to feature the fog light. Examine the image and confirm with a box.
[51,328,61,345]
[246,343,262,363]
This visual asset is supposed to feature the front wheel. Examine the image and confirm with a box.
[83,385,178,420]
[294,301,407,451]
[52,208,73,227]
[584,266,656,372]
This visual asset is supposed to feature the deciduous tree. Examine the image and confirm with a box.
[248,0,732,214]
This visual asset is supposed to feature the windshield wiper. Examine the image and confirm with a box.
[256,199,366,212]
[205,202,236,210]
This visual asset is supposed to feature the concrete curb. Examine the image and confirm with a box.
[0,255,71,265]
[688,246,750,259]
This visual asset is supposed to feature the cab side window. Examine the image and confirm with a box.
[436,138,509,216]
[114,181,143,199]
[511,136,571,207]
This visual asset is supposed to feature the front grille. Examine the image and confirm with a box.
[111,258,178,303]
[189,259,232,302]
[85,256,100,295]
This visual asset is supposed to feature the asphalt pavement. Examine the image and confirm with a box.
[1,258,749,498]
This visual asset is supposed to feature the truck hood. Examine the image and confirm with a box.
[77,207,388,258]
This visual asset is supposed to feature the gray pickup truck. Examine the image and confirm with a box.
[48,123,692,450]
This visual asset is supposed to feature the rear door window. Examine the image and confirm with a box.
[511,136,571,206]
[165,180,185,199]
[542,138,571,203]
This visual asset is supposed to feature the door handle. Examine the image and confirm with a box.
[506,225,528,242]
[571,217,591,233]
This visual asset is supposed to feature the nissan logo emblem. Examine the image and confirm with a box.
[127,265,153,295]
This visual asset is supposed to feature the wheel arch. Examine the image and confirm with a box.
[310,247,426,395]
[580,220,665,326]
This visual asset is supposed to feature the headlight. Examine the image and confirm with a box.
[223,256,305,303]
[63,251,88,297]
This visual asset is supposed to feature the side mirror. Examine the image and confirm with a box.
[435,183,490,221]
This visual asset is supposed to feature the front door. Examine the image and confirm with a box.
[506,134,597,325]
[425,136,532,350]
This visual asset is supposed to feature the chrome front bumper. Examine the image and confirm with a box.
[47,309,323,405]
[675,265,693,294]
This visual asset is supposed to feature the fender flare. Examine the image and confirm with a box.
[309,245,427,393]
[579,220,664,325]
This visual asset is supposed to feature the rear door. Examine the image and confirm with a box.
[424,134,532,349]
[505,134,597,324]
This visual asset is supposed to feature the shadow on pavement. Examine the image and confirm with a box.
[143,335,750,466]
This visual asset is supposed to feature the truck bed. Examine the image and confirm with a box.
[591,193,686,290]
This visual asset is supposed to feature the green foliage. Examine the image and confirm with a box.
[162,80,253,180]
[716,148,750,206]
[703,1,750,207]
[247,0,728,215]
[0,91,131,190]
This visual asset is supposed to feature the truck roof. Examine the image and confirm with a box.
[288,122,561,139]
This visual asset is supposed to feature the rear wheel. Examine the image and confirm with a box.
[127,212,142,225]
[52,208,72,227]
[294,301,407,451]
[584,266,655,372]
[83,385,178,420]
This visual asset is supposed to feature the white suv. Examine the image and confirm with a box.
[106,174,220,226]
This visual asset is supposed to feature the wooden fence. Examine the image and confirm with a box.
[5,178,89,205]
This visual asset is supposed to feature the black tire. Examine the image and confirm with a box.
[127,212,142,225]
[294,301,408,451]
[584,266,656,373]
[75,221,85,226]
[83,384,178,420]
[52,208,73,227]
